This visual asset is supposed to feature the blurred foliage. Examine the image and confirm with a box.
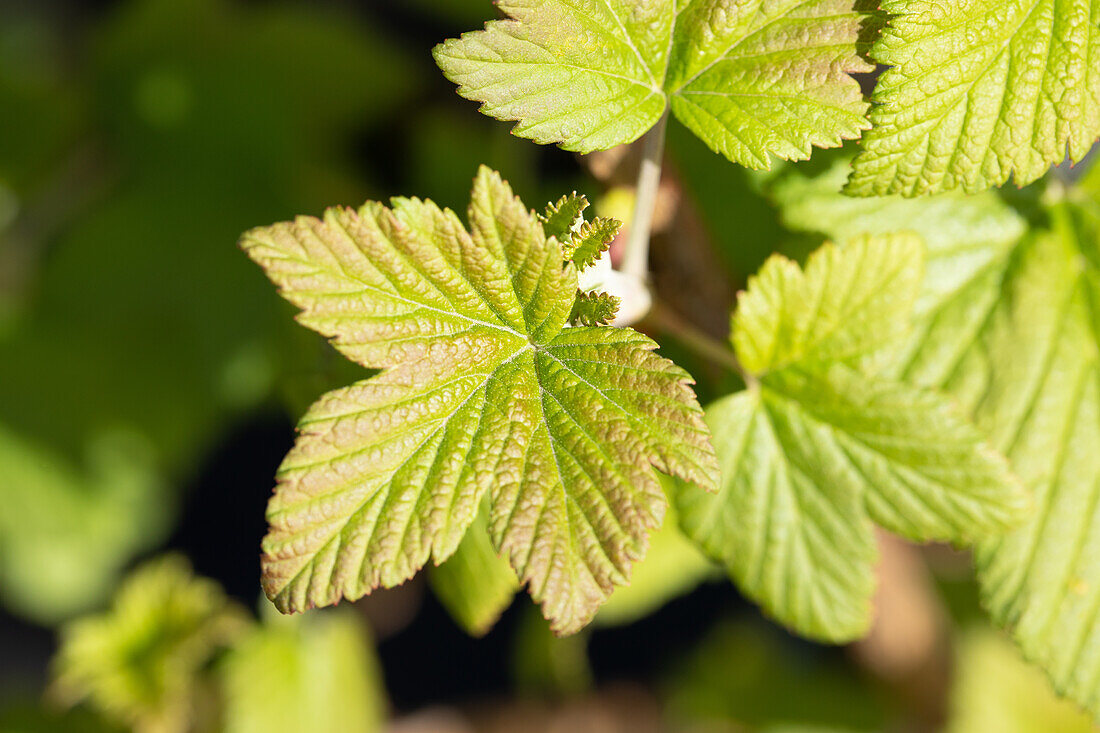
[49,555,386,733]
[0,424,167,623]
[52,556,247,733]
[219,609,385,733]
[0,17,84,195]
[0,0,418,467]
[947,628,1098,733]
[0,704,123,733]
[0,0,421,622]
[664,622,890,732]
[512,606,593,699]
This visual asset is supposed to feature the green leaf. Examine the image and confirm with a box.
[773,160,1100,718]
[220,611,385,733]
[956,222,1100,719]
[569,290,621,327]
[766,155,1028,386]
[678,236,1027,641]
[732,235,926,374]
[53,556,247,733]
[848,0,1100,196]
[563,217,620,271]
[434,0,872,168]
[241,166,717,634]
[540,193,589,241]
[429,501,518,637]
[773,166,1100,717]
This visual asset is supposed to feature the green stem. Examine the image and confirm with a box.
[620,110,669,282]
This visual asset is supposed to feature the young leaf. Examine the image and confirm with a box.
[241,166,717,635]
[732,235,928,374]
[678,235,1027,641]
[434,0,872,168]
[848,0,1100,196]
[428,502,518,637]
[569,290,621,327]
[766,155,1027,385]
[540,193,589,241]
[563,218,620,272]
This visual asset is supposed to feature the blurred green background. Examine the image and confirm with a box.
[1,0,1096,731]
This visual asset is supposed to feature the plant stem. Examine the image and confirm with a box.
[647,301,755,386]
[620,110,669,282]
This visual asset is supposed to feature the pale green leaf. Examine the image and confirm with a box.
[428,502,518,637]
[766,155,1027,386]
[680,364,1025,641]
[848,0,1100,196]
[434,0,872,168]
[540,193,589,241]
[52,556,247,733]
[679,236,1026,641]
[678,390,874,641]
[732,235,925,375]
[768,366,1027,544]
[774,161,1100,718]
[220,611,385,733]
[241,166,717,634]
[960,224,1100,719]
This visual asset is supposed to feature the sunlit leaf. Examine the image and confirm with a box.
[679,236,1026,641]
[435,0,871,168]
[849,0,1100,195]
[242,166,717,633]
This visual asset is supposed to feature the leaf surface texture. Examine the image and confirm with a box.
[435,0,872,167]
[242,166,716,633]
[849,0,1100,195]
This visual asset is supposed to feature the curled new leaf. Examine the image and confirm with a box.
[564,218,621,272]
[241,166,717,634]
[53,556,247,733]
[540,193,589,240]
[570,290,621,327]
